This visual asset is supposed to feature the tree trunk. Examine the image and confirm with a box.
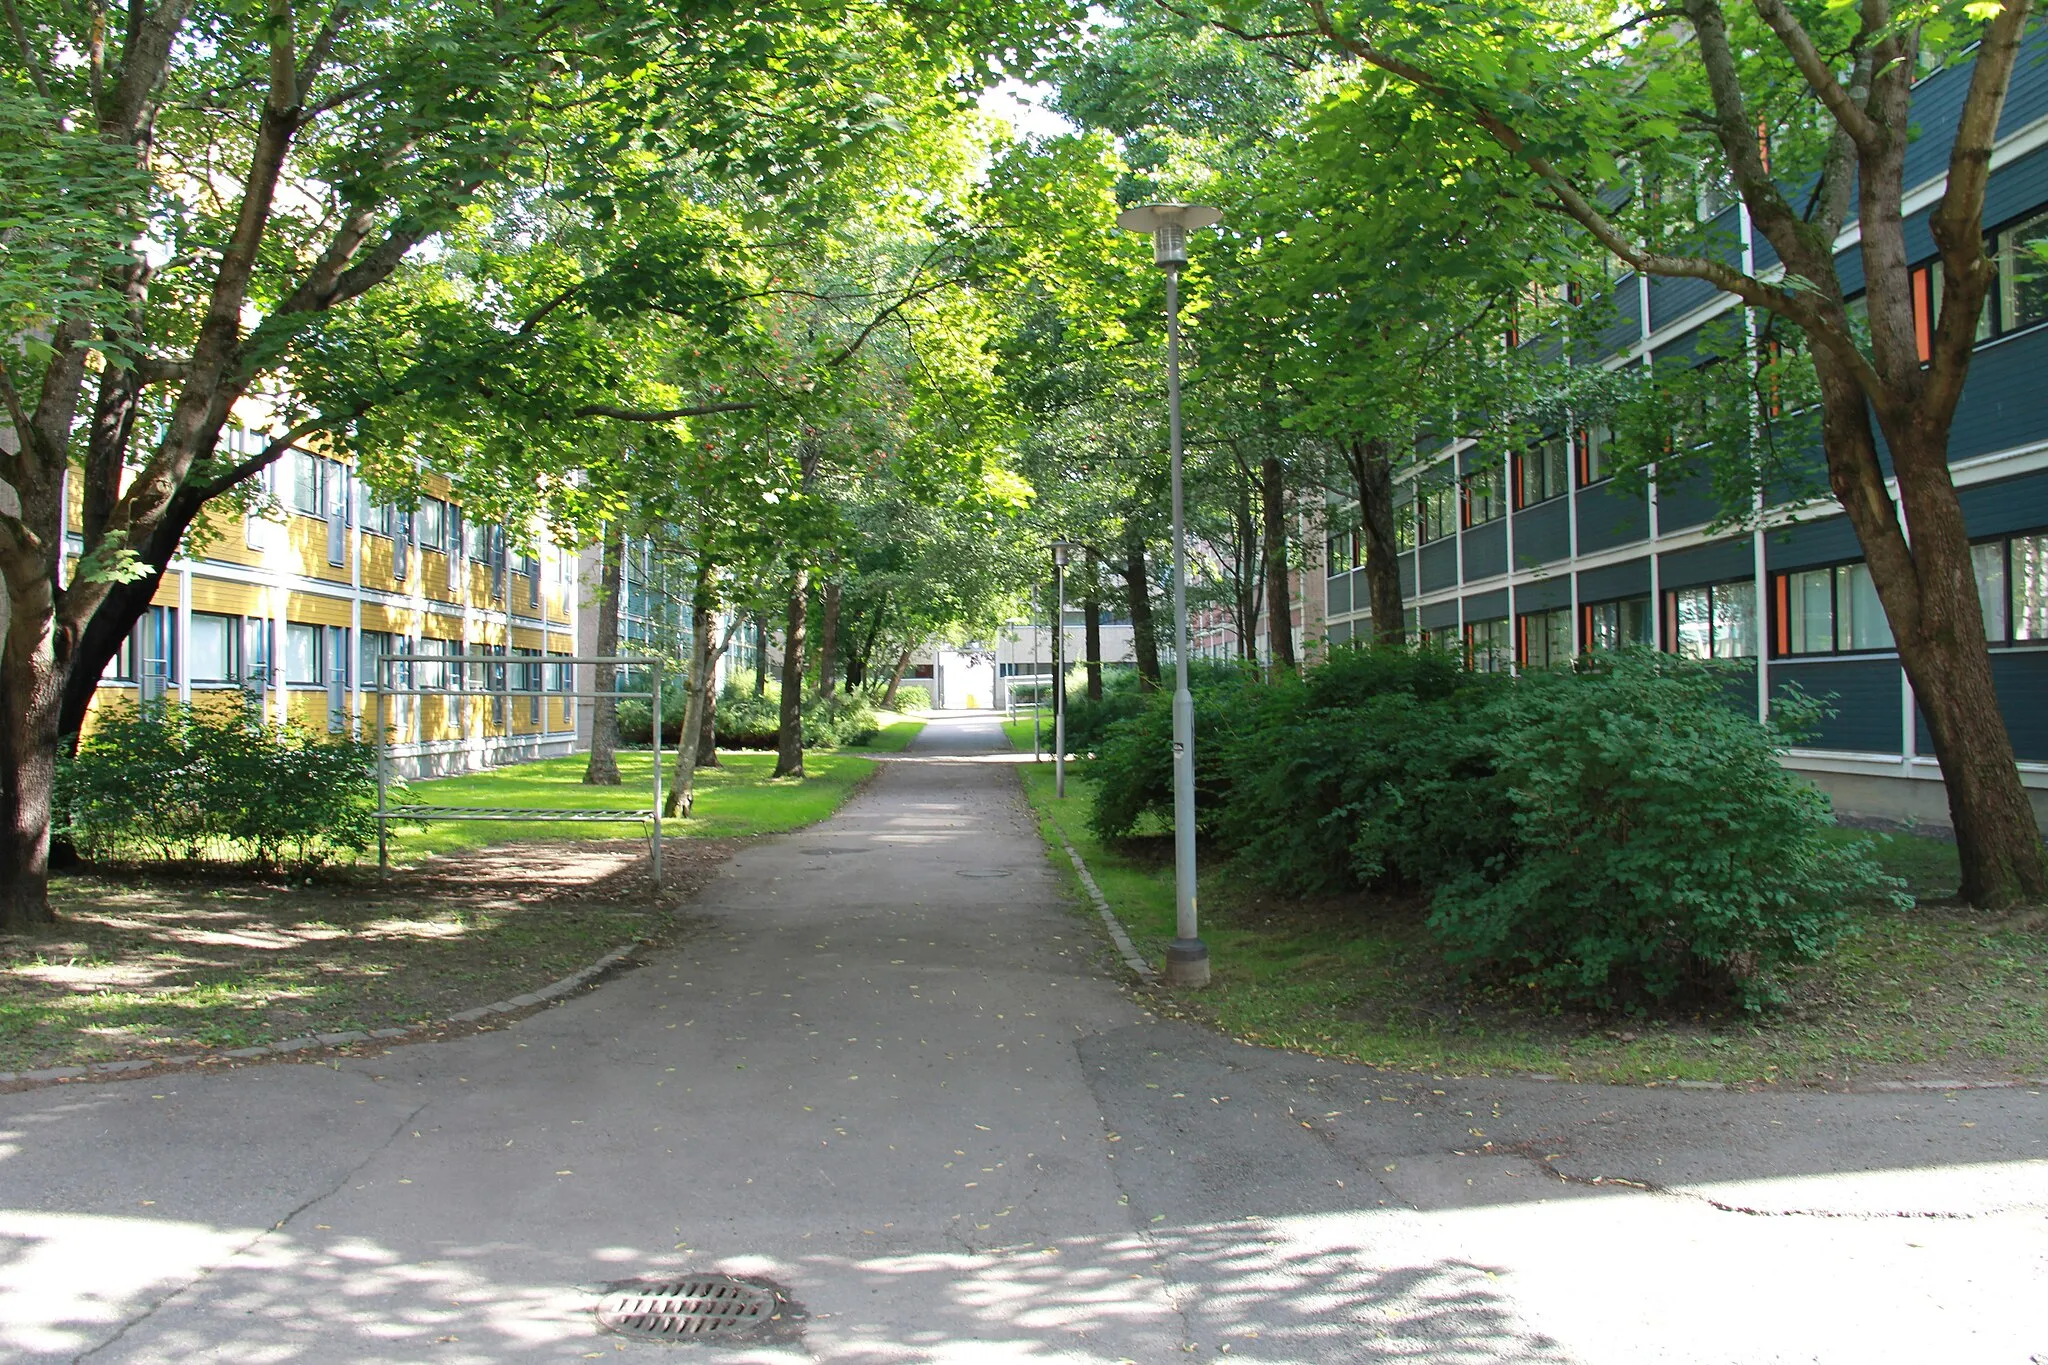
[1234,477,1262,662]
[849,597,886,693]
[774,564,809,779]
[1262,454,1297,671]
[0,586,64,929]
[816,580,841,700]
[753,614,769,695]
[665,563,716,817]
[1083,552,1103,702]
[881,647,914,709]
[1346,437,1405,643]
[1123,527,1161,691]
[583,528,625,785]
[695,585,720,768]
[1809,356,2046,906]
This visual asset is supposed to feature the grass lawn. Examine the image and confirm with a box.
[2,746,877,1074]
[1011,745,2048,1088]
[852,713,927,752]
[1002,715,1057,756]
[392,749,875,859]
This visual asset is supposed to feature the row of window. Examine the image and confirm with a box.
[1351,429,1622,563]
[1898,207,2048,356]
[1438,535,2047,671]
[108,613,572,694]
[277,451,564,584]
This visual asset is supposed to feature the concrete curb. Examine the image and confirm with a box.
[0,941,643,1092]
[1042,811,1157,985]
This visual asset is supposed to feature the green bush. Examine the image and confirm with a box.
[1425,652,1902,1010]
[1217,646,1512,896]
[1087,663,1265,841]
[886,683,932,712]
[56,698,381,869]
[697,685,878,750]
[1060,666,1152,753]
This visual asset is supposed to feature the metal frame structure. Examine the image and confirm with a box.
[372,653,666,886]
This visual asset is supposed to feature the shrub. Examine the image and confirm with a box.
[1060,666,1152,753]
[1425,651,1902,1010]
[56,698,381,869]
[1087,663,1265,841]
[885,683,932,713]
[1217,648,1513,897]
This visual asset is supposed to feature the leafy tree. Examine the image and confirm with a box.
[1195,0,2047,902]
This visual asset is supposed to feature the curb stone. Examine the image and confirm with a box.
[0,941,643,1093]
[1037,807,2048,1098]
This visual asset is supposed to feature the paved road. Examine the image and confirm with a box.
[2,711,2045,1364]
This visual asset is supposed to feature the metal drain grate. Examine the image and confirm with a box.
[595,1276,775,1340]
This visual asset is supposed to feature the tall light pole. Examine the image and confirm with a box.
[1116,202,1219,989]
[1051,541,1081,798]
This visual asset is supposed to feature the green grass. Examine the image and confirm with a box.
[1009,736,2048,1087]
[1002,716,1056,755]
[391,750,875,858]
[850,714,927,752]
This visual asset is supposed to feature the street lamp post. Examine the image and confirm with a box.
[1116,202,1220,989]
[1051,541,1082,798]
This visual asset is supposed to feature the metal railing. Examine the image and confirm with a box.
[372,654,665,886]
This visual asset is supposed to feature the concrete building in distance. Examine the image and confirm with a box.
[75,424,582,778]
[1318,34,2048,829]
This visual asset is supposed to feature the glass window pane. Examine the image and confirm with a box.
[1972,542,2008,642]
[2003,212,2048,332]
[1713,581,1758,658]
[1788,568,1833,653]
[1675,587,1713,659]
[2015,534,2048,640]
[1839,563,1894,650]
[285,622,321,684]
[189,612,235,682]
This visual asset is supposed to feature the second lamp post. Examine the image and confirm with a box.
[1115,201,1219,989]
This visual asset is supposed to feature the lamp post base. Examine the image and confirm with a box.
[1164,937,1210,988]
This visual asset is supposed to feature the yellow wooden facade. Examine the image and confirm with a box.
[79,447,582,775]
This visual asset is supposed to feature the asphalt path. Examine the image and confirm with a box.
[1,710,2044,1364]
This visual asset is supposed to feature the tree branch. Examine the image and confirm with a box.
[2,0,53,100]
[1747,0,1885,152]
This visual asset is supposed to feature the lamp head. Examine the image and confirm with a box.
[1115,203,1222,268]
[1050,540,1082,566]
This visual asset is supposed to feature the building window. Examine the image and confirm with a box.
[1518,606,1573,669]
[1771,561,1895,655]
[1394,498,1417,553]
[1462,464,1505,526]
[1667,580,1758,659]
[284,622,324,686]
[1465,617,1511,673]
[1582,596,1651,650]
[416,498,448,554]
[290,451,327,516]
[1516,436,1570,509]
[188,612,240,683]
[1577,423,1614,486]
[1418,482,1457,544]
[2014,532,2048,640]
[1995,209,2048,336]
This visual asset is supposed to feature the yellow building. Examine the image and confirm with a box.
[77,425,582,777]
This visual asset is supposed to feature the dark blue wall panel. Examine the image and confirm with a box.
[1462,520,1507,580]
[1397,551,1416,600]
[1773,659,1904,753]
[1419,600,1462,631]
[1958,469,2048,538]
[1765,516,1862,571]
[1916,649,2048,761]
[1464,588,1508,620]
[1577,482,1650,551]
[1656,473,1722,534]
[1593,282,1642,358]
[1512,499,1571,567]
[1660,537,1754,589]
[1518,575,1572,611]
[1419,539,1459,593]
[1948,325,2048,462]
[1578,557,1652,602]
[1327,571,1352,616]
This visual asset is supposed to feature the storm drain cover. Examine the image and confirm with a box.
[595,1276,776,1340]
[956,869,1012,878]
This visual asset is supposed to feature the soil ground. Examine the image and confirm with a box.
[0,838,737,1074]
